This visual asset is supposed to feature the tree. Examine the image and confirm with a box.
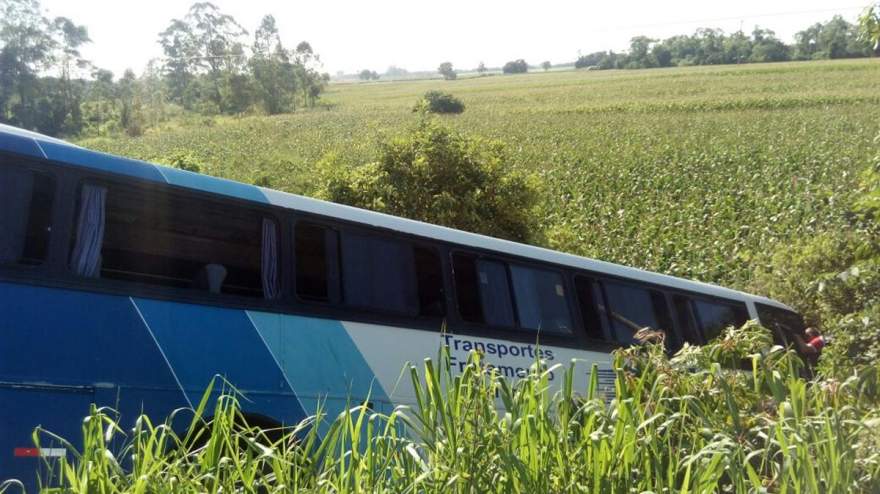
[158,2,248,112]
[438,61,456,80]
[314,119,539,242]
[250,15,295,114]
[749,27,789,62]
[540,61,551,71]
[502,59,528,74]
[385,65,408,77]
[358,69,379,80]
[625,36,657,68]
[476,61,487,74]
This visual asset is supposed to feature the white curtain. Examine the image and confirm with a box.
[261,218,280,299]
[69,184,107,278]
[0,168,34,263]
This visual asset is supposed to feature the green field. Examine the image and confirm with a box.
[79,59,880,290]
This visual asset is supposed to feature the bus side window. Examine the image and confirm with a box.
[75,182,275,298]
[414,246,445,318]
[294,222,340,303]
[600,280,671,346]
[574,276,611,341]
[672,295,702,345]
[509,265,573,334]
[692,299,750,342]
[452,254,515,327]
[339,231,421,316]
[0,166,55,266]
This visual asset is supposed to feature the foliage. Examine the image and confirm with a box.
[860,3,880,53]
[0,0,327,138]
[502,59,528,74]
[414,90,465,114]
[359,69,380,81]
[753,146,880,379]
[437,61,456,80]
[540,60,551,71]
[313,119,539,242]
[13,323,880,493]
[577,20,870,71]
[476,61,487,74]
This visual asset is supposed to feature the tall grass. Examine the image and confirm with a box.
[7,323,880,493]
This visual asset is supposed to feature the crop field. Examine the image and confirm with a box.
[79,59,880,290]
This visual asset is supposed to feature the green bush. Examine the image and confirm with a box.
[314,119,539,242]
[414,90,465,114]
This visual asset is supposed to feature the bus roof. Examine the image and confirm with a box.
[0,123,792,311]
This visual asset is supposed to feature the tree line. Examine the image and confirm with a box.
[0,0,329,138]
[576,16,876,70]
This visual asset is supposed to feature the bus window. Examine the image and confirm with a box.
[672,295,702,345]
[452,254,515,327]
[509,265,572,333]
[71,182,274,298]
[295,222,339,302]
[692,299,750,342]
[0,166,55,266]
[340,231,420,315]
[414,246,445,317]
[755,303,805,346]
[574,276,611,341]
[600,281,671,346]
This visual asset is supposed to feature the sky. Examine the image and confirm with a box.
[40,0,867,76]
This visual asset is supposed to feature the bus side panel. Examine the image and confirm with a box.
[0,385,94,489]
[129,298,307,425]
[246,311,393,423]
[0,282,190,485]
[341,322,618,405]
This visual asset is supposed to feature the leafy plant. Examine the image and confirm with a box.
[313,118,539,242]
[414,90,465,114]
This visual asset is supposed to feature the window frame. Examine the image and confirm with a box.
[449,249,584,347]
[0,156,67,277]
[59,171,288,310]
[292,217,449,322]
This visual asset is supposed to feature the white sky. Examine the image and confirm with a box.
[41,0,866,76]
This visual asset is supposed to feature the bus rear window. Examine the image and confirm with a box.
[755,303,805,343]
[0,166,55,266]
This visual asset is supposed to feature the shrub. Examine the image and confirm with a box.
[502,59,529,74]
[314,119,539,242]
[414,90,465,114]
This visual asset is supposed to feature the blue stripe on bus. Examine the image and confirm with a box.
[157,166,269,204]
[132,298,306,425]
[0,133,45,159]
[246,311,391,420]
[39,141,166,182]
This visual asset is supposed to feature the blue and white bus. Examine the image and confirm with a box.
[0,123,807,488]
